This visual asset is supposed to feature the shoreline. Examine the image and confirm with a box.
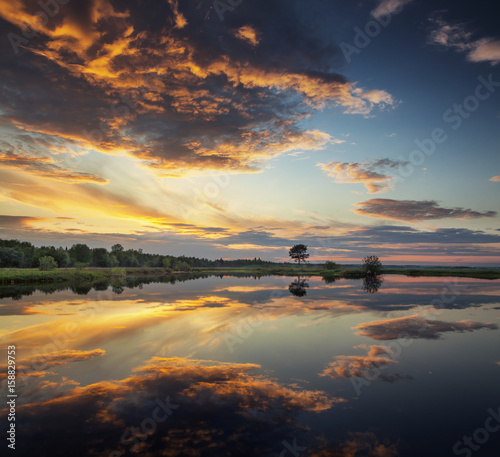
[1,265,499,286]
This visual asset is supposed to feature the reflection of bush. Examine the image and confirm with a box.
[362,275,383,294]
[288,277,309,297]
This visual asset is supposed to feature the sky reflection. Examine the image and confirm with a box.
[1,275,499,456]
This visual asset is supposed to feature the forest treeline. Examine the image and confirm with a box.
[0,238,275,269]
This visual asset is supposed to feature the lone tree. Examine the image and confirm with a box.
[289,244,309,265]
[362,255,382,275]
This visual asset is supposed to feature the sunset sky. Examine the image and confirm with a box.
[0,0,499,265]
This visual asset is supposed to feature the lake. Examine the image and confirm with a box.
[1,274,499,456]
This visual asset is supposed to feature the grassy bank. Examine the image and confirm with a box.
[0,266,180,285]
[1,265,499,286]
[382,267,500,280]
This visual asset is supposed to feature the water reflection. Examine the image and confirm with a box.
[362,275,383,294]
[0,275,499,456]
[288,276,310,296]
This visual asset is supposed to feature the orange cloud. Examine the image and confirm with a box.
[0,349,105,380]
[318,159,407,193]
[9,356,342,455]
[0,152,107,183]
[234,25,261,46]
[320,345,411,383]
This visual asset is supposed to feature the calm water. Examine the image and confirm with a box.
[1,275,499,456]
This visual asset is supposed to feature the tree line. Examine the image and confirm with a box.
[0,239,275,270]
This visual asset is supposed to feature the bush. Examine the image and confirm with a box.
[39,256,58,271]
[324,261,338,270]
[162,257,172,268]
[176,261,192,272]
[111,267,126,277]
[362,256,382,275]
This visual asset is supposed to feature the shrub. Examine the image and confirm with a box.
[324,261,338,270]
[111,267,126,277]
[176,261,192,272]
[162,257,172,268]
[39,256,58,271]
[362,256,382,275]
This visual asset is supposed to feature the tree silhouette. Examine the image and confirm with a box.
[362,255,382,276]
[289,244,309,265]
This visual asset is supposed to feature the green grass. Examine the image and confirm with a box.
[1,265,499,287]
[383,267,500,280]
[0,266,189,285]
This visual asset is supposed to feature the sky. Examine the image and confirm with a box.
[0,0,499,265]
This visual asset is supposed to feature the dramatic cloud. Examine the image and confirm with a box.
[0,0,397,179]
[428,16,500,65]
[354,199,497,221]
[318,159,409,193]
[320,345,411,383]
[371,0,413,19]
[354,315,498,340]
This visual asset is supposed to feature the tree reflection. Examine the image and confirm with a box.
[288,276,309,297]
[362,275,383,294]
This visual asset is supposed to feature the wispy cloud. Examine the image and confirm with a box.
[354,199,497,221]
[0,151,107,183]
[318,159,410,193]
[234,25,261,47]
[371,0,413,19]
[428,16,500,65]
[0,349,105,380]
[320,345,411,383]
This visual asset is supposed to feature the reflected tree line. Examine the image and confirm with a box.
[0,272,384,301]
[288,274,384,297]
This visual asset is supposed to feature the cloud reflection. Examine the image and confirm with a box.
[7,357,343,456]
[320,345,411,383]
[354,315,498,340]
